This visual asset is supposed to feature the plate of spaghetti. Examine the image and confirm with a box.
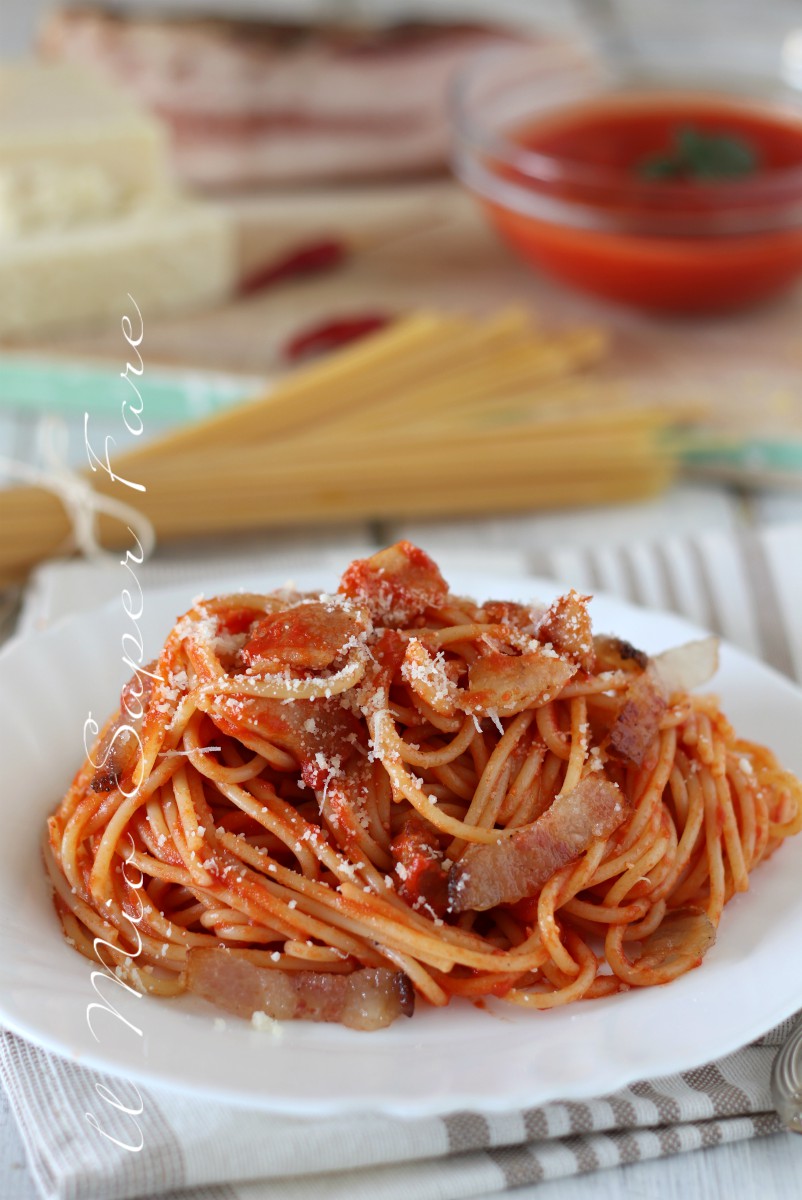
[1,543,801,1116]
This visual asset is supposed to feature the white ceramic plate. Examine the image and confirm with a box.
[1,568,801,1117]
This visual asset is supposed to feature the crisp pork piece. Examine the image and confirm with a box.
[448,777,630,912]
[609,672,667,766]
[390,817,449,918]
[594,635,649,673]
[242,601,366,672]
[401,639,458,715]
[121,662,157,723]
[339,542,447,625]
[355,629,407,709]
[482,600,541,632]
[88,666,156,792]
[594,633,719,702]
[638,908,716,972]
[206,691,363,790]
[466,650,575,717]
[87,711,140,793]
[536,590,595,672]
[186,947,414,1030]
[652,637,719,699]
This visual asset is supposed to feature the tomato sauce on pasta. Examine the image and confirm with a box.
[45,544,802,1030]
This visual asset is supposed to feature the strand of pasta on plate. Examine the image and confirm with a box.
[45,544,802,1030]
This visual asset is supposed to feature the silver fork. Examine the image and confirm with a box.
[771,1014,802,1133]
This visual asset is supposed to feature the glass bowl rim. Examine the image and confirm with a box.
[449,43,802,204]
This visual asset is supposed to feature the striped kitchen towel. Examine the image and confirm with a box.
[0,1021,793,1200]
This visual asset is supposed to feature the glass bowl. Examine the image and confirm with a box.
[450,43,802,313]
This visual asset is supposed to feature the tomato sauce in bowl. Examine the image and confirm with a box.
[452,48,802,312]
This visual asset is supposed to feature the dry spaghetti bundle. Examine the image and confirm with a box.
[45,544,801,1030]
[1,310,685,586]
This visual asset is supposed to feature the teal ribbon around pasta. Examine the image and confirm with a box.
[0,357,265,424]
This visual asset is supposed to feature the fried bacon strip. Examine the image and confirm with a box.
[242,601,367,672]
[390,817,449,918]
[186,948,414,1031]
[88,667,156,792]
[536,589,595,672]
[466,650,575,718]
[652,636,719,699]
[339,541,448,624]
[637,907,716,972]
[449,777,630,912]
[608,671,667,766]
[593,635,649,673]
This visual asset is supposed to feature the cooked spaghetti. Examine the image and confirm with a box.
[46,544,802,1030]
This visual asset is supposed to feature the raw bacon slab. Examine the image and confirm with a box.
[39,10,523,188]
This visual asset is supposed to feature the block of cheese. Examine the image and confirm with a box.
[0,62,237,337]
[0,195,236,338]
[0,62,169,201]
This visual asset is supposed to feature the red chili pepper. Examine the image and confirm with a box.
[284,314,393,362]
[238,238,348,295]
